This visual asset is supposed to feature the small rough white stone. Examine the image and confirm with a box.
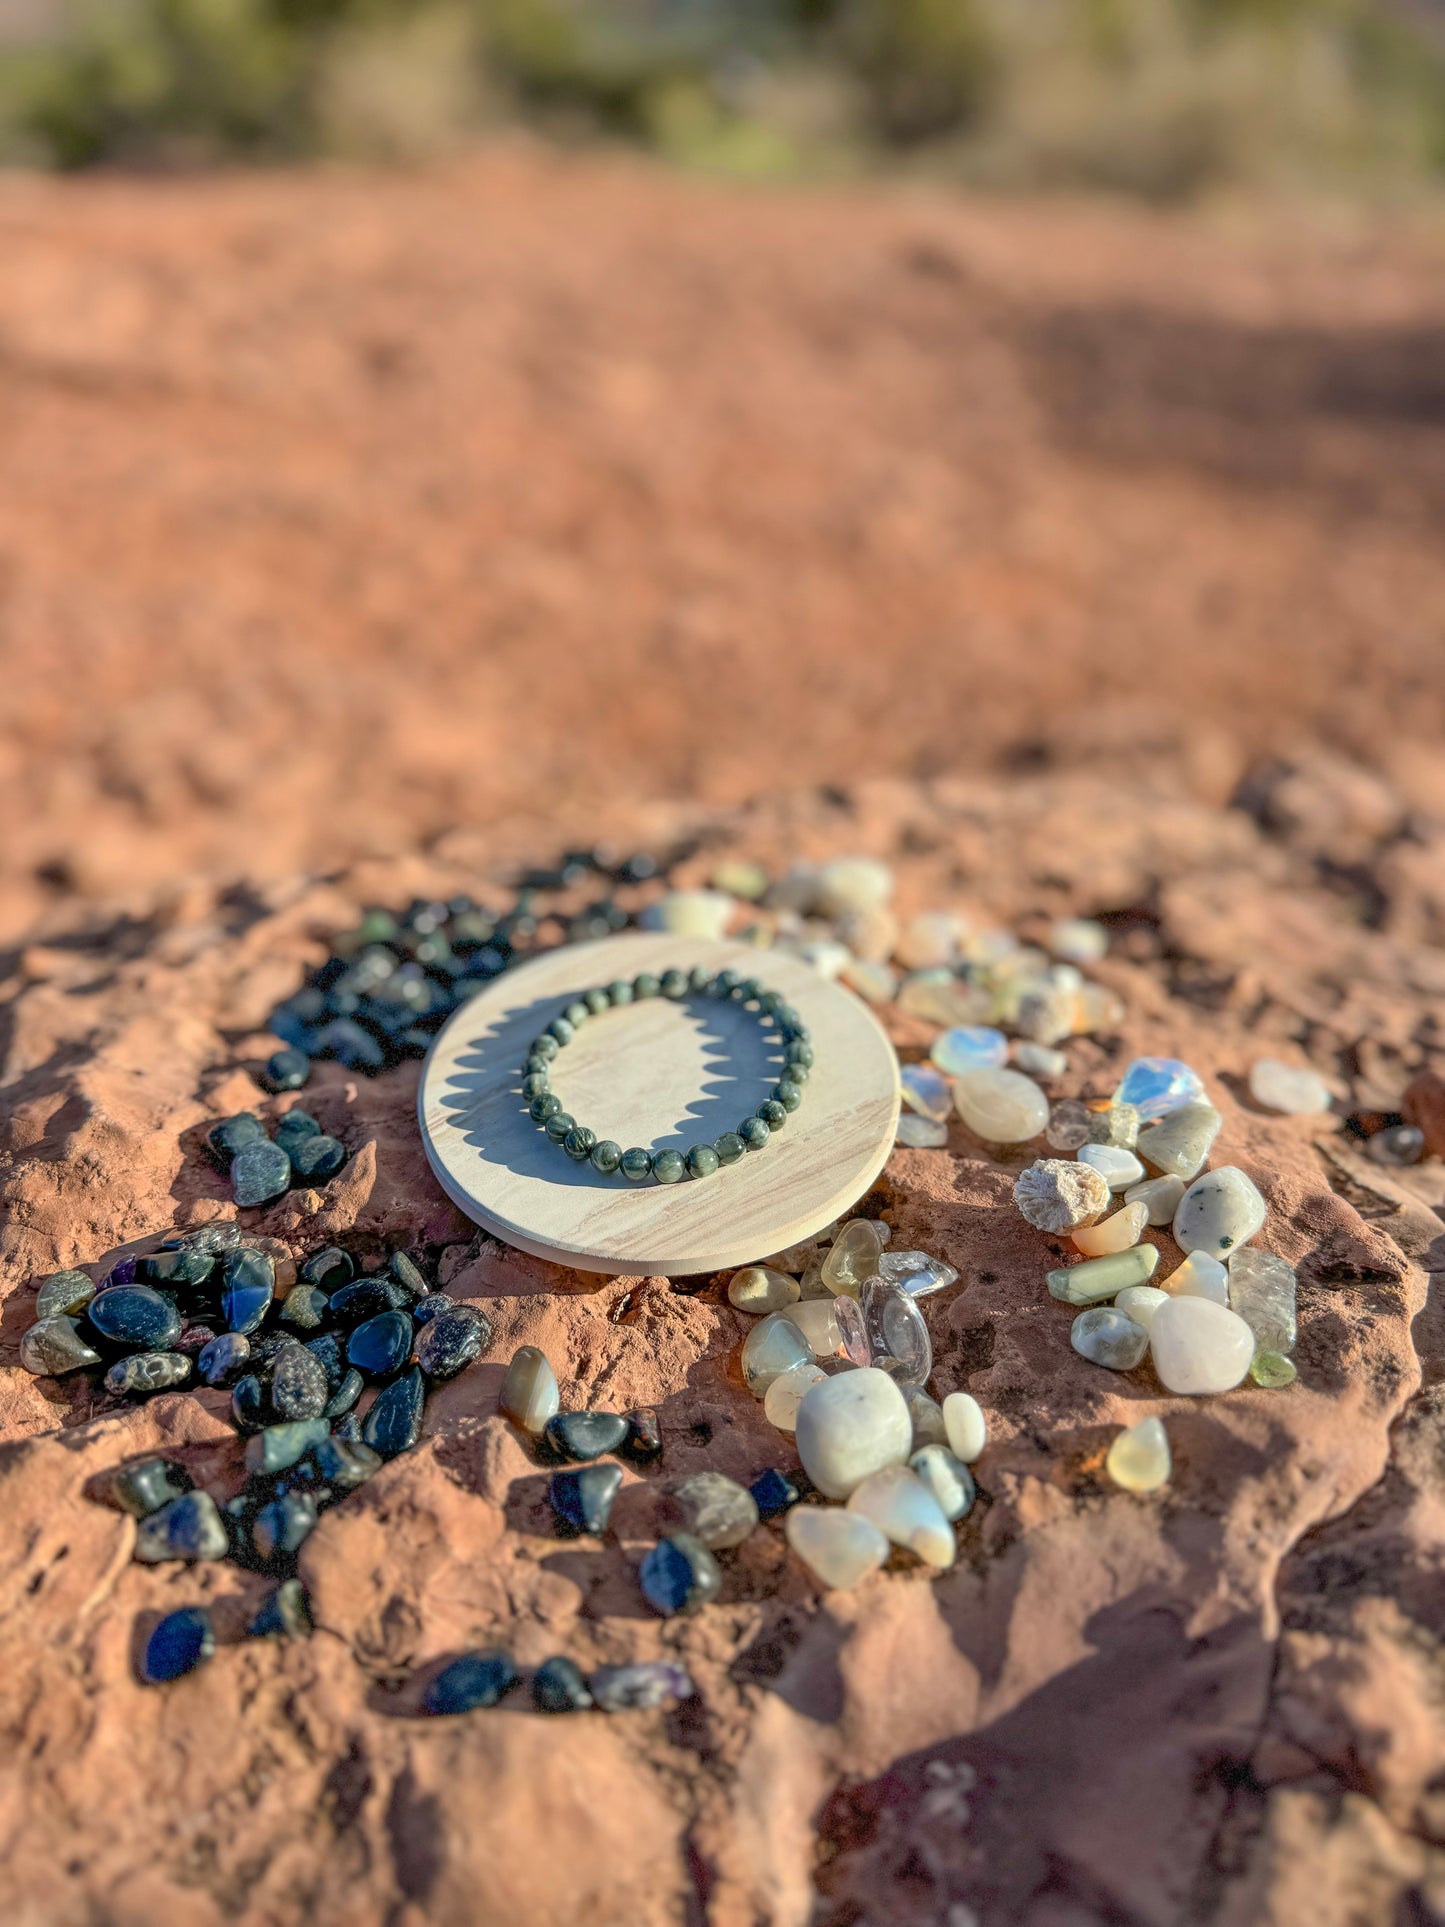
[954,1068,1049,1144]
[1013,1158,1111,1234]
[728,1266,802,1315]
[1075,1143,1145,1191]
[1113,1285,1170,1331]
[1135,1103,1222,1182]
[847,1465,956,1569]
[1149,1296,1255,1394]
[1071,1201,1148,1257]
[909,1445,976,1521]
[1125,1174,1187,1226]
[764,1363,826,1432]
[942,1391,986,1463]
[1164,1250,1229,1304]
[1106,1416,1171,1492]
[786,1505,890,1589]
[1248,1058,1333,1116]
[794,1368,913,1499]
[1174,1166,1268,1261]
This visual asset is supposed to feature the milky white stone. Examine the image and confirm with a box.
[815,856,894,917]
[932,1026,1009,1076]
[847,1466,956,1569]
[1149,1296,1255,1394]
[1013,1158,1110,1234]
[1012,1042,1068,1078]
[836,904,899,962]
[896,1114,948,1149]
[909,1445,976,1521]
[764,1362,826,1431]
[843,957,899,1004]
[1071,1201,1148,1257]
[821,1219,884,1298]
[1135,1103,1222,1182]
[794,1368,913,1499]
[1075,1143,1145,1191]
[1106,1416,1171,1492]
[786,1506,890,1589]
[954,1069,1049,1144]
[901,1063,954,1122]
[639,889,735,940]
[879,1250,959,1297]
[1164,1251,1228,1304]
[728,1266,801,1315]
[1248,1058,1333,1116]
[1125,1174,1186,1226]
[1048,918,1109,963]
[1113,1285,1170,1332]
[710,860,768,900]
[499,1345,559,1435]
[898,973,994,1026]
[942,1391,986,1463]
[1173,1166,1267,1261]
[896,912,967,970]
[741,1313,813,1394]
[795,938,853,981]
[1228,1247,1297,1353]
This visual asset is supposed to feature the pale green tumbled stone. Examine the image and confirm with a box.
[1106,1416,1171,1492]
[1136,1103,1222,1182]
[1047,1243,1159,1305]
[820,1219,883,1299]
[1124,1174,1186,1226]
[1250,1349,1298,1388]
[741,1313,812,1395]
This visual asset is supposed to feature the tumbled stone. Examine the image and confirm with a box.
[728,1267,801,1315]
[87,1285,182,1354]
[931,1026,1009,1076]
[532,1655,594,1713]
[141,1606,215,1684]
[1369,1125,1426,1166]
[134,1490,228,1563]
[36,1270,95,1320]
[1249,1058,1332,1116]
[909,1445,976,1521]
[794,1368,912,1500]
[279,1284,328,1332]
[1150,1296,1255,1394]
[275,1109,321,1153]
[326,1368,365,1419]
[423,1650,518,1715]
[895,912,964,970]
[306,1332,344,1390]
[848,1464,955,1568]
[246,1419,330,1476]
[21,1315,102,1377]
[833,1295,871,1367]
[589,1661,695,1712]
[139,1248,215,1289]
[1012,1042,1068,1078]
[416,1305,488,1381]
[1071,1201,1148,1257]
[347,1311,415,1379]
[1113,1285,1170,1332]
[308,1434,381,1493]
[820,1219,884,1298]
[271,1341,330,1421]
[1082,1101,1140,1151]
[1174,1166,1267,1261]
[1228,1247,1297,1353]
[105,1352,191,1398]
[843,957,900,1003]
[1045,1098,1092,1152]
[262,1047,311,1093]
[300,1246,354,1293]
[954,1068,1049,1144]
[1135,1103,1221,1183]
[290,1135,347,1184]
[641,888,735,939]
[175,1323,217,1357]
[1075,1143,1145,1191]
[895,1115,949,1149]
[249,1578,313,1639]
[941,1391,986,1463]
[640,1533,723,1616]
[1048,917,1108,963]
[550,1463,623,1537]
[1014,1158,1110,1233]
[1106,1416,1171,1492]
[664,1472,759,1549]
[901,1384,949,1450]
[100,1255,139,1291]
[1164,1250,1229,1304]
[900,1063,954,1123]
[816,855,893,916]
[253,1490,319,1567]
[99,1456,192,1518]
[412,1292,456,1326]
[544,1411,629,1462]
[781,1298,842,1358]
[231,1139,292,1208]
[207,1112,267,1168]
[741,1313,813,1394]
[329,1278,398,1326]
[785,1505,890,1589]
[362,1368,426,1457]
[750,1467,801,1519]
[1114,1057,1209,1122]
[221,1248,275,1335]
[763,1363,825,1431]
[500,1345,560,1435]
[1047,1243,1159,1305]
[861,1277,932,1385]
[230,1374,267,1432]
[1071,1307,1149,1371]
[1251,1350,1298,1387]
[1125,1173,1186,1225]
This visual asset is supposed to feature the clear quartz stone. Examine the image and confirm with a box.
[1106,1416,1170,1492]
[741,1313,814,1394]
[1228,1247,1297,1354]
[782,1297,842,1358]
[785,1505,890,1589]
[832,1295,872,1368]
[847,1465,956,1569]
[499,1346,560,1435]
[861,1278,932,1385]
[878,1250,959,1298]
[900,1063,954,1122]
[821,1220,884,1298]
[1113,1057,1209,1123]
[954,1068,1049,1144]
[901,1384,949,1449]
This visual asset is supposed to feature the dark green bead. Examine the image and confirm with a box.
[714,1131,746,1164]
[759,990,784,1016]
[620,1147,653,1181]
[549,1016,575,1046]
[688,965,712,992]
[584,987,610,1015]
[653,1149,685,1184]
[521,1072,550,1100]
[545,1111,576,1143]
[773,1080,802,1112]
[786,1040,814,1069]
[758,1099,788,1131]
[713,970,740,998]
[784,1060,810,1084]
[659,969,688,1000]
[607,979,634,1005]
[531,1033,560,1061]
[633,973,661,999]
[738,1116,770,1151]
[776,1004,803,1032]
[738,978,763,1003]
[524,1053,552,1077]
[686,1144,720,1180]
[564,1126,597,1161]
[531,1092,563,1123]
[591,1139,623,1175]
[563,1000,590,1028]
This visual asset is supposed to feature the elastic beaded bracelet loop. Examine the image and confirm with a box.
[521,966,814,1184]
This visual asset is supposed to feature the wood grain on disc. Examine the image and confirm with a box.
[418,933,900,1276]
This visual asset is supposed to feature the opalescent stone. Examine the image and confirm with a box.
[785,1505,890,1588]
[1125,1174,1186,1225]
[1113,1285,1169,1331]
[794,1368,912,1499]
[1113,1057,1208,1123]
[1165,1251,1228,1304]
[1047,1243,1159,1305]
[500,1345,560,1434]
[728,1267,801,1315]
[1228,1248,1297,1354]
[1149,1296,1255,1394]
[36,1270,95,1320]
[1250,1350,1298,1388]
[666,1472,759,1549]
[847,1465,955,1568]
[860,1277,932,1386]
[1106,1416,1170,1492]
[931,1027,1008,1077]
[221,1248,275,1335]
[1249,1058,1332,1116]
[896,1115,948,1149]
[763,1363,825,1431]
[1075,1144,1145,1191]
[901,1063,954,1123]
[878,1250,959,1298]
[1071,1306,1149,1371]
[910,1445,975,1521]
[954,1069,1049,1145]
[21,1316,101,1376]
[820,1219,883,1298]
[1071,1201,1148,1257]
[942,1392,986,1462]
[1135,1103,1221,1182]
[741,1313,813,1394]
[1174,1167,1267,1261]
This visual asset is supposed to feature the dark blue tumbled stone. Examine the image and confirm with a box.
[550,1463,623,1538]
[245,1418,330,1476]
[253,1490,319,1567]
[290,1135,347,1184]
[231,1140,292,1209]
[207,1113,267,1169]
[249,1578,312,1639]
[141,1606,214,1684]
[270,1341,329,1421]
[362,1367,425,1458]
[333,1412,363,1444]
[543,1411,629,1463]
[532,1655,594,1713]
[315,1018,387,1071]
[305,1332,345,1389]
[639,1534,723,1617]
[422,1649,518,1716]
[323,1367,364,1420]
[221,1248,275,1334]
[415,1305,488,1382]
[412,1292,455,1326]
[86,1285,182,1355]
[306,1435,381,1493]
[138,1249,214,1288]
[329,1278,399,1327]
[100,1456,192,1518]
[347,1310,414,1379]
[749,1468,801,1520]
[300,1245,354,1292]
[134,1490,229,1563]
[230,1373,268,1432]
[198,1331,251,1387]
[261,1048,311,1093]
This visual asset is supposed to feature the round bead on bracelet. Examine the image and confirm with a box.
[521,965,813,1183]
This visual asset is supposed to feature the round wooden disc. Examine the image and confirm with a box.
[418,932,900,1276]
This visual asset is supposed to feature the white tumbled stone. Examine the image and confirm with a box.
[1012,1041,1068,1078]
[786,1505,890,1589]
[909,1445,976,1521]
[815,856,894,917]
[1135,1103,1222,1182]
[1106,1416,1171,1492]
[728,1266,801,1315]
[1075,1143,1146,1191]
[794,1368,913,1499]
[1113,1285,1170,1332]
[942,1391,987,1463]
[954,1068,1049,1144]
[1249,1058,1333,1116]
[847,1465,956,1569]
[1174,1166,1268,1262]
[1013,1158,1110,1234]
[1149,1296,1255,1394]
[1125,1174,1187,1226]
[895,1114,949,1149]
[1164,1250,1229,1304]
[764,1363,826,1432]
[640,889,735,939]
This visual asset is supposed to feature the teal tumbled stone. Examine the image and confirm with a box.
[686,1144,720,1179]
[653,1149,685,1184]
[607,980,634,1005]
[548,1016,575,1046]
[545,1111,575,1143]
[714,1132,745,1165]
[521,1073,550,1100]
[633,973,661,999]
[591,1139,623,1175]
[620,1147,653,1181]
[773,1080,802,1112]
[660,969,688,999]
[564,1126,597,1162]
[530,1092,563,1123]
[738,1116,770,1151]
[758,1099,788,1132]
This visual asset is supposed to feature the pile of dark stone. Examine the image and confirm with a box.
[208,1107,350,1208]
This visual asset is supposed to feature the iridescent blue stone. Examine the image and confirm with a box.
[1113,1056,1209,1123]
[749,1467,801,1520]
[362,1367,426,1457]
[252,1490,319,1568]
[347,1310,414,1379]
[221,1248,275,1334]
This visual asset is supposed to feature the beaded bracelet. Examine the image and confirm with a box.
[521,965,813,1183]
